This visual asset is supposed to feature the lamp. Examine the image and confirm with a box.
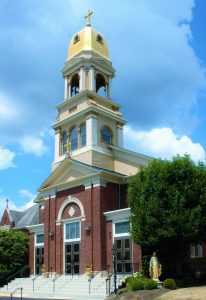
[112,244,117,294]
[85,226,91,236]
[49,232,54,239]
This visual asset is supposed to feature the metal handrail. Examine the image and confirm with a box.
[7,267,26,290]
[106,273,112,296]
[10,287,23,300]
[52,274,61,293]
[88,278,92,294]
[32,275,39,292]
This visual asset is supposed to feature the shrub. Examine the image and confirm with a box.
[163,278,176,289]
[144,279,158,290]
[125,276,134,284]
[129,278,144,291]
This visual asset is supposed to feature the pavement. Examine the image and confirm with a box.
[158,286,206,300]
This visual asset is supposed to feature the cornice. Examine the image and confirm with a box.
[52,104,127,130]
[56,90,121,111]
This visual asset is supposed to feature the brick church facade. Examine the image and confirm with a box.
[1,16,150,277]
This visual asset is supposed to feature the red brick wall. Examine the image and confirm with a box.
[29,233,35,275]
[0,209,12,227]
[29,182,137,275]
[106,221,113,273]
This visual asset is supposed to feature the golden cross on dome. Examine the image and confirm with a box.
[64,138,71,157]
[85,10,93,26]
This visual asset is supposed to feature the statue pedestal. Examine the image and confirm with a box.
[157,280,163,288]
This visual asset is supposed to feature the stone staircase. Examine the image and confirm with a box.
[0,273,125,299]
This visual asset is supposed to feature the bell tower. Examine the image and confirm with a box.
[52,11,126,171]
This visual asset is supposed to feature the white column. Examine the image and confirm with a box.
[117,125,123,148]
[90,66,95,91]
[64,77,68,99]
[107,76,112,99]
[86,114,98,147]
[79,67,85,92]
[68,82,71,99]
[54,129,61,161]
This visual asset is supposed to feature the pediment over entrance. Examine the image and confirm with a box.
[38,158,100,192]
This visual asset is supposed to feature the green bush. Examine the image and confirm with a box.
[129,278,144,291]
[163,278,176,289]
[125,276,133,284]
[144,279,158,290]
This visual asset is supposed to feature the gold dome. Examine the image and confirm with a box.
[68,25,109,60]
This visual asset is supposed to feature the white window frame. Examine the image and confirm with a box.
[64,219,81,242]
[35,233,44,246]
[190,242,203,258]
[113,219,130,238]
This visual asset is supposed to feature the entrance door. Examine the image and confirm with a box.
[115,238,132,274]
[35,247,44,275]
[65,242,80,275]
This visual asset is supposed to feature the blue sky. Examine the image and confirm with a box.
[0,0,206,216]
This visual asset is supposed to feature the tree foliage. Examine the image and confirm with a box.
[127,155,206,250]
[0,229,29,278]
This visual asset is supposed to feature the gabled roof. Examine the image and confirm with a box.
[7,209,24,223]
[15,204,39,229]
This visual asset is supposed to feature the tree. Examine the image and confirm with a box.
[0,228,29,280]
[127,155,206,276]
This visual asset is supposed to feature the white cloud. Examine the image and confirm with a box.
[124,126,206,162]
[19,189,36,202]
[0,188,36,220]
[0,147,16,170]
[20,136,48,156]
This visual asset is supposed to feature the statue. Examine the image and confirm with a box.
[149,252,161,280]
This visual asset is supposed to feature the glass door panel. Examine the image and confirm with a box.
[35,247,44,275]
[65,242,80,275]
[115,238,132,274]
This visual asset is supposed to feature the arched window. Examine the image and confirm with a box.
[101,126,112,144]
[70,127,78,151]
[80,124,86,147]
[71,74,79,97]
[62,131,67,155]
[96,73,106,97]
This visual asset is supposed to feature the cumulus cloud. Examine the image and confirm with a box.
[124,126,205,162]
[0,0,205,144]
[0,147,16,170]
[20,136,48,156]
[0,188,36,219]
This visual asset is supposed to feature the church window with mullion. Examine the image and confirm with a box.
[80,124,86,147]
[62,131,67,155]
[70,127,78,151]
[101,126,112,144]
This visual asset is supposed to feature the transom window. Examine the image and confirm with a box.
[115,221,129,235]
[70,127,78,151]
[65,221,80,241]
[101,126,112,144]
[36,234,44,245]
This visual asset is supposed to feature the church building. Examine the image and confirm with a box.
[1,12,152,277]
